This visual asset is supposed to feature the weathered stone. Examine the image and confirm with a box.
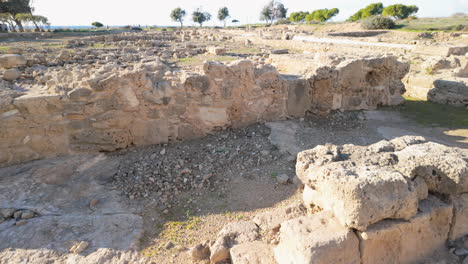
[0,54,27,69]
[207,47,226,55]
[358,196,453,264]
[450,194,468,241]
[210,221,259,263]
[189,242,210,261]
[231,241,276,264]
[298,161,418,231]
[3,68,21,81]
[274,211,360,264]
[253,202,307,232]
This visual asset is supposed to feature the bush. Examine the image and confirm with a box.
[275,18,291,25]
[361,16,395,29]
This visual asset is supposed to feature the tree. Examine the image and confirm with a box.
[170,7,186,27]
[92,22,104,28]
[0,13,16,31]
[0,0,33,32]
[289,11,309,22]
[192,9,211,27]
[217,7,230,27]
[382,4,419,20]
[306,8,339,22]
[348,3,384,22]
[260,1,288,24]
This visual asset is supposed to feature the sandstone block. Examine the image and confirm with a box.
[395,142,468,194]
[207,47,226,55]
[230,241,276,264]
[0,54,27,69]
[274,211,360,264]
[358,195,453,264]
[299,162,418,231]
[210,221,259,264]
[450,193,468,241]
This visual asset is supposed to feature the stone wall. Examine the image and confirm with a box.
[204,137,468,264]
[0,56,408,167]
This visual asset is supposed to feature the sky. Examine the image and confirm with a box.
[33,0,468,27]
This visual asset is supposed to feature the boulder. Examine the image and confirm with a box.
[3,68,21,81]
[274,211,360,264]
[0,54,27,69]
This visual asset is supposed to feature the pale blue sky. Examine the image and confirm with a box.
[34,0,468,26]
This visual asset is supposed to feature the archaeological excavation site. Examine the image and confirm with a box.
[0,3,468,264]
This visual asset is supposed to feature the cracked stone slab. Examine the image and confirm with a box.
[266,121,302,156]
[0,154,144,260]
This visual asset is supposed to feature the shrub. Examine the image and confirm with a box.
[275,18,291,25]
[361,16,395,30]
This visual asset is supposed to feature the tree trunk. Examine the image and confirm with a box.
[15,20,24,32]
[32,20,40,32]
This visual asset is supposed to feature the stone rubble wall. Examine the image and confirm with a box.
[204,137,468,264]
[0,56,408,167]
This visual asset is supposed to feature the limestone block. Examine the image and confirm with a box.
[358,195,453,264]
[207,47,226,55]
[253,202,307,232]
[210,221,259,264]
[299,163,418,231]
[0,54,27,69]
[130,118,169,146]
[450,193,468,241]
[199,106,229,129]
[274,211,360,264]
[230,241,277,264]
[395,142,468,194]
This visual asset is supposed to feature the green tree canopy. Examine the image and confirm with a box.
[170,7,186,27]
[192,9,211,27]
[382,4,419,19]
[289,11,309,22]
[260,1,287,24]
[348,3,384,21]
[217,7,230,27]
[305,8,339,22]
[92,21,104,28]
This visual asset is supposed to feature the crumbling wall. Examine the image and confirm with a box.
[202,137,468,264]
[0,56,408,166]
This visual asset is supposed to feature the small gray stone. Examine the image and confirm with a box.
[21,210,34,219]
[0,208,15,218]
[164,241,174,249]
[276,174,289,185]
[15,219,27,226]
[13,211,22,220]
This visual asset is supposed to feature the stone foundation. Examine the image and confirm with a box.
[1,56,408,166]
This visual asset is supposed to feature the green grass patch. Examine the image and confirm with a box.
[400,96,468,127]
[395,17,468,32]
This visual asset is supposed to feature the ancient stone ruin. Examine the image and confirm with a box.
[0,42,407,167]
[0,27,467,264]
[203,136,468,264]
